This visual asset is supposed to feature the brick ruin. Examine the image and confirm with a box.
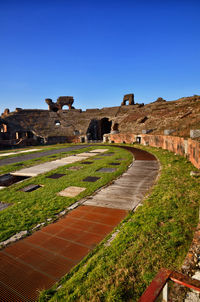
[1,94,200,149]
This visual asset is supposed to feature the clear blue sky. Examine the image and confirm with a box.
[0,0,200,113]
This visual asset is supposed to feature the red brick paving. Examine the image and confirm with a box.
[0,205,127,301]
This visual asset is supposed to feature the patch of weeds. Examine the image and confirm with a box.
[0,146,132,242]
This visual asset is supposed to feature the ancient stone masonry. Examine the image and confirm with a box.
[1,94,200,148]
[109,132,200,169]
[45,96,74,112]
[121,93,134,106]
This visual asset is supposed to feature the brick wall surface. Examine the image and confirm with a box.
[188,139,200,169]
[109,133,200,169]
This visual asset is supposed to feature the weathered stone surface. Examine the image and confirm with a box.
[58,186,86,197]
[45,96,74,111]
[164,129,174,135]
[83,176,100,182]
[84,160,159,210]
[20,184,41,192]
[190,129,200,139]
[1,95,200,148]
[0,202,12,211]
[89,149,109,153]
[121,94,134,106]
[47,173,65,179]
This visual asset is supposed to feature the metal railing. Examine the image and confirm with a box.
[138,268,200,302]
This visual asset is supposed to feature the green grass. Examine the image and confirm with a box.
[0,146,132,242]
[38,144,200,302]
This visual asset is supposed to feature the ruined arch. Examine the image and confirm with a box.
[121,94,134,106]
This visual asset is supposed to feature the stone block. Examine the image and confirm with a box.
[58,186,86,197]
[164,129,174,135]
[142,129,153,134]
[0,202,12,211]
[83,176,100,182]
[20,184,41,192]
[190,130,200,138]
[47,173,65,179]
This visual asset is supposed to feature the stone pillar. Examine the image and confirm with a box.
[184,140,188,156]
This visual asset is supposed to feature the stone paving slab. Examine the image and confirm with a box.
[89,149,108,153]
[83,176,100,182]
[84,160,159,210]
[11,161,65,177]
[75,152,99,157]
[58,186,86,197]
[0,202,12,211]
[0,149,40,157]
[55,157,82,163]
[20,184,41,193]
[10,151,104,177]
[47,173,65,179]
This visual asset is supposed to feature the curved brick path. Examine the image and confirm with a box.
[0,146,159,301]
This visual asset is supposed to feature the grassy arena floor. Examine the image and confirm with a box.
[39,144,200,302]
[0,145,132,242]
[0,143,88,174]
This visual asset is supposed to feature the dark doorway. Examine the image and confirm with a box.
[99,118,112,139]
[136,136,141,144]
[87,118,112,141]
[26,131,34,138]
[113,123,119,131]
[86,119,99,140]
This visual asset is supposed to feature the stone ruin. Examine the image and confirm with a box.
[0,93,138,147]
[121,94,134,106]
[1,92,199,148]
[45,96,74,112]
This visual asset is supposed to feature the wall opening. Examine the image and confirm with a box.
[55,120,61,126]
[113,123,119,131]
[87,118,112,141]
[26,131,34,138]
[99,118,112,139]
[0,124,7,133]
[136,136,141,144]
[15,132,23,139]
[87,119,99,140]
[62,105,68,110]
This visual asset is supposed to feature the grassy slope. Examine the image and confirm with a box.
[0,146,132,242]
[39,145,200,302]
